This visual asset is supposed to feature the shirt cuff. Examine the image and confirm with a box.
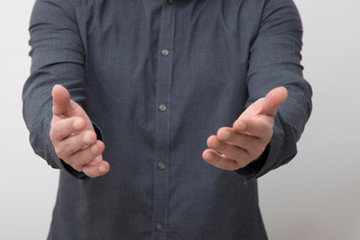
[234,143,270,179]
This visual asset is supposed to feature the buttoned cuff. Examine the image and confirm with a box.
[234,113,298,181]
[234,143,270,180]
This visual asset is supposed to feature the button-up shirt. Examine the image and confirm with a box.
[23,0,312,239]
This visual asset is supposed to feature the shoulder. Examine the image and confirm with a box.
[31,0,77,19]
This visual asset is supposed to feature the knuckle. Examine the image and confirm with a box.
[52,126,63,140]
[55,147,64,159]
[49,130,56,142]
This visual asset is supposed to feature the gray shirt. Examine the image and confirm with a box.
[23,0,312,239]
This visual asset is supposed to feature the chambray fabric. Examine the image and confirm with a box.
[23,0,312,239]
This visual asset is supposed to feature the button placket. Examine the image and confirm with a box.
[158,162,166,170]
[159,104,167,112]
[161,49,169,56]
[152,2,175,239]
[155,223,164,232]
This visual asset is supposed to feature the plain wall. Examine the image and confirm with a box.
[259,1,360,239]
[0,1,359,239]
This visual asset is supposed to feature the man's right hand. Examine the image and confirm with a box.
[50,85,110,178]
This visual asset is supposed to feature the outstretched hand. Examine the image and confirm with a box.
[202,87,288,171]
[50,85,110,178]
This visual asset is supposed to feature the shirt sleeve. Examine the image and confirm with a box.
[22,0,90,180]
[235,0,313,180]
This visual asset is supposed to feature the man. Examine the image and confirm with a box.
[23,0,312,239]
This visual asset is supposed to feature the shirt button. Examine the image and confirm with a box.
[155,223,164,231]
[159,104,167,112]
[161,49,169,56]
[158,162,166,170]
[168,0,173,4]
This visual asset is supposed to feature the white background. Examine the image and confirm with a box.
[0,1,359,239]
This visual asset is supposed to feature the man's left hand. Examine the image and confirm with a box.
[202,87,288,170]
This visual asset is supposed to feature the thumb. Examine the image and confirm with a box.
[258,86,288,117]
[52,84,71,116]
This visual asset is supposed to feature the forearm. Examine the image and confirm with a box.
[22,63,86,170]
[235,0,312,179]
[23,0,87,173]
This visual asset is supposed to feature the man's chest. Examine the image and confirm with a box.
[73,0,262,90]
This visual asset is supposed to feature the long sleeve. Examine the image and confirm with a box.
[235,0,313,179]
[21,0,313,238]
[22,0,88,179]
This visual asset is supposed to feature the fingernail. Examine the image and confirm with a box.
[99,165,107,173]
[83,133,92,144]
[90,144,98,154]
[220,130,231,140]
[203,152,214,162]
[73,119,82,130]
[211,138,221,148]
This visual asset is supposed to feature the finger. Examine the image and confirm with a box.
[65,140,105,170]
[217,127,260,151]
[84,156,102,166]
[202,149,245,170]
[50,117,87,143]
[82,159,110,178]
[233,115,274,138]
[207,135,250,161]
[236,87,288,123]
[259,86,288,117]
[52,84,71,116]
[55,131,98,159]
